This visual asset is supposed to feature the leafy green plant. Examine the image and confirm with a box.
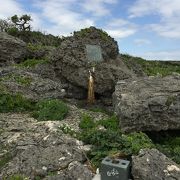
[59,124,77,137]
[7,27,18,36]
[97,115,119,130]
[32,99,68,121]
[0,93,35,113]
[79,114,96,130]
[77,114,154,167]
[156,136,180,164]
[123,132,155,155]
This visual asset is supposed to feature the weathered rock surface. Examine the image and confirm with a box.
[0,103,106,179]
[132,148,180,180]
[0,32,27,66]
[52,27,132,95]
[0,66,66,101]
[113,74,180,132]
[27,45,56,60]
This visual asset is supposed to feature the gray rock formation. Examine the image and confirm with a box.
[52,27,132,95]
[113,74,180,132]
[0,108,95,179]
[132,149,180,180]
[0,32,27,66]
[0,66,66,101]
[27,45,56,60]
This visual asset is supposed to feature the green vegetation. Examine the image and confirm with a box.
[0,82,8,93]
[13,75,32,86]
[0,152,12,170]
[88,107,109,114]
[32,99,69,121]
[121,53,180,76]
[0,91,68,121]
[62,113,180,166]
[0,14,61,46]
[0,93,35,113]
[60,124,77,137]
[8,30,61,46]
[79,114,96,130]
[27,43,46,51]
[0,74,32,86]
[11,14,32,31]
[156,136,180,164]
[76,27,110,41]
[6,174,28,180]
[62,114,154,167]
[16,58,49,68]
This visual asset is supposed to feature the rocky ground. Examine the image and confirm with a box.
[0,104,108,179]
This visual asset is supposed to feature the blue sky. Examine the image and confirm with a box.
[0,0,180,60]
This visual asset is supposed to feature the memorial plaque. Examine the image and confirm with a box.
[86,45,103,62]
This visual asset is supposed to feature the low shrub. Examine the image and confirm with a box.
[77,114,154,167]
[0,93,35,113]
[156,136,180,164]
[79,114,96,130]
[32,99,68,121]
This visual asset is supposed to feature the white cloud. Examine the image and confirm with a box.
[0,0,24,19]
[81,0,118,16]
[128,0,180,38]
[134,38,151,46]
[105,18,138,39]
[150,19,180,38]
[133,50,180,60]
[106,29,136,39]
[33,0,94,35]
[128,0,180,18]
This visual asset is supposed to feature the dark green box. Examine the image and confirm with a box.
[100,157,130,180]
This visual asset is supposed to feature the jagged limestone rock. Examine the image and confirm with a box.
[0,109,96,179]
[132,149,180,180]
[52,27,132,95]
[0,32,27,66]
[113,74,180,132]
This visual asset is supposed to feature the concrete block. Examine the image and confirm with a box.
[100,157,130,180]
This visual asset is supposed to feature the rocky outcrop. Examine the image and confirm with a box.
[0,104,108,179]
[0,103,105,179]
[0,32,27,66]
[52,27,132,95]
[113,74,180,132]
[132,149,180,180]
[27,45,56,60]
[0,66,66,101]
